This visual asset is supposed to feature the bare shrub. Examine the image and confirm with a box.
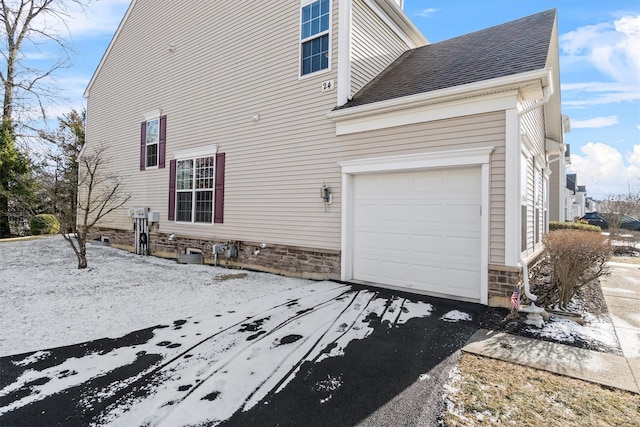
[543,230,612,309]
[549,221,601,232]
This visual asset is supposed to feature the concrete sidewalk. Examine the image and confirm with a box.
[462,262,640,394]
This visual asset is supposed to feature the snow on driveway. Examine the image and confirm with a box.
[1,236,461,426]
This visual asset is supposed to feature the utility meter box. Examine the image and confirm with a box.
[129,207,148,219]
[148,211,160,222]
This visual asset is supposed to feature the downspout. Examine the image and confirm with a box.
[517,84,552,118]
[515,83,553,327]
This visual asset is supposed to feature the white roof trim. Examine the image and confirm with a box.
[365,0,428,48]
[328,68,553,122]
[83,0,137,98]
[339,146,495,174]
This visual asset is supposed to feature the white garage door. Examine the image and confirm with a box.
[352,167,482,301]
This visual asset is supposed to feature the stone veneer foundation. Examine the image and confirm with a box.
[89,228,341,281]
[89,228,543,307]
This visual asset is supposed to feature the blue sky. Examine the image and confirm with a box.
[45,0,639,199]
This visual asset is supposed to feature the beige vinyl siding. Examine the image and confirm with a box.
[84,1,509,262]
[337,111,507,264]
[520,105,546,256]
[350,0,409,97]
[489,144,506,264]
[85,1,343,251]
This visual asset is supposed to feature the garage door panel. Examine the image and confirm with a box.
[412,204,443,225]
[444,272,480,299]
[379,261,410,281]
[413,174,444,191]
[446,169,482,192]
[412,235,444,254]
[354,231,380,248]
[380,174,411,193]
[445,204,479,222]
[380,204,409,222]
[381,232,410,252]
[354,203,380,220]
[352,167,482,301]
[446,236,481,258]
[410,265,443,286]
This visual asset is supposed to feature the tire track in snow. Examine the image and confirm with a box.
[94,285,357,426]
[0,282,349,420]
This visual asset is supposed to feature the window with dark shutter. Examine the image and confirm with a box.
[140,115,166,170]
[168,159,176,220]
[140,121,147,171]
[158,115,166,168]
[214,153,225,223]
[170,153,223,224]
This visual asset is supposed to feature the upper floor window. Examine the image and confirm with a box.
[300,0,330,76]
[140,113,166,171]
[145,118,159,168]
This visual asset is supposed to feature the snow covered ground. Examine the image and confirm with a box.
[0,236,622,426]
[0,236,324,357]
[0,236,452,425]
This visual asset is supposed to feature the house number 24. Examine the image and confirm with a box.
[322,79,335,92]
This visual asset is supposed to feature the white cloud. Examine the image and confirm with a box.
[570,116,618,128]
[570,142,640,198]
[414,8,437,18]
[560,15,640,108]
[66,0,131,38]
[24,0,130,41]
[561,15,639,84]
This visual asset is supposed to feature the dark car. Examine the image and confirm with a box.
[620,216,640,231]
[580,212,608,229]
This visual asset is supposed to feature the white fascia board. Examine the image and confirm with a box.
[330,67,553,120]
[365,0,428,47]
[83,0,137,98]
[327,68,552,134]
[333,90,518,135]
[339,146,495,174]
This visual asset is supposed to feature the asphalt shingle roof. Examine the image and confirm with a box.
[339,9,556,109]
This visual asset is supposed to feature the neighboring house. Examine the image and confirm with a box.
[575,185,587,219]
[82,1,567,308]
[565,173,588,220]
[548,120,570,222]
[586,197,600,213]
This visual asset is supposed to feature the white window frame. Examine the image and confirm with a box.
[174,147,218,225]
[299,0,331,78]
[143,110,161,169]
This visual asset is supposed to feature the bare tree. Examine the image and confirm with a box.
[600,191,640,229]
[63,145,130,269]
[1,0,90,236]
[1,0,90,122]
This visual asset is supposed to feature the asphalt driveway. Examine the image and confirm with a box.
[1,282,486,426]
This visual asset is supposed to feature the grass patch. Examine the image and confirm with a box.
[443,353,640,426]
[214,273,248,281]
[615,257,640,265]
